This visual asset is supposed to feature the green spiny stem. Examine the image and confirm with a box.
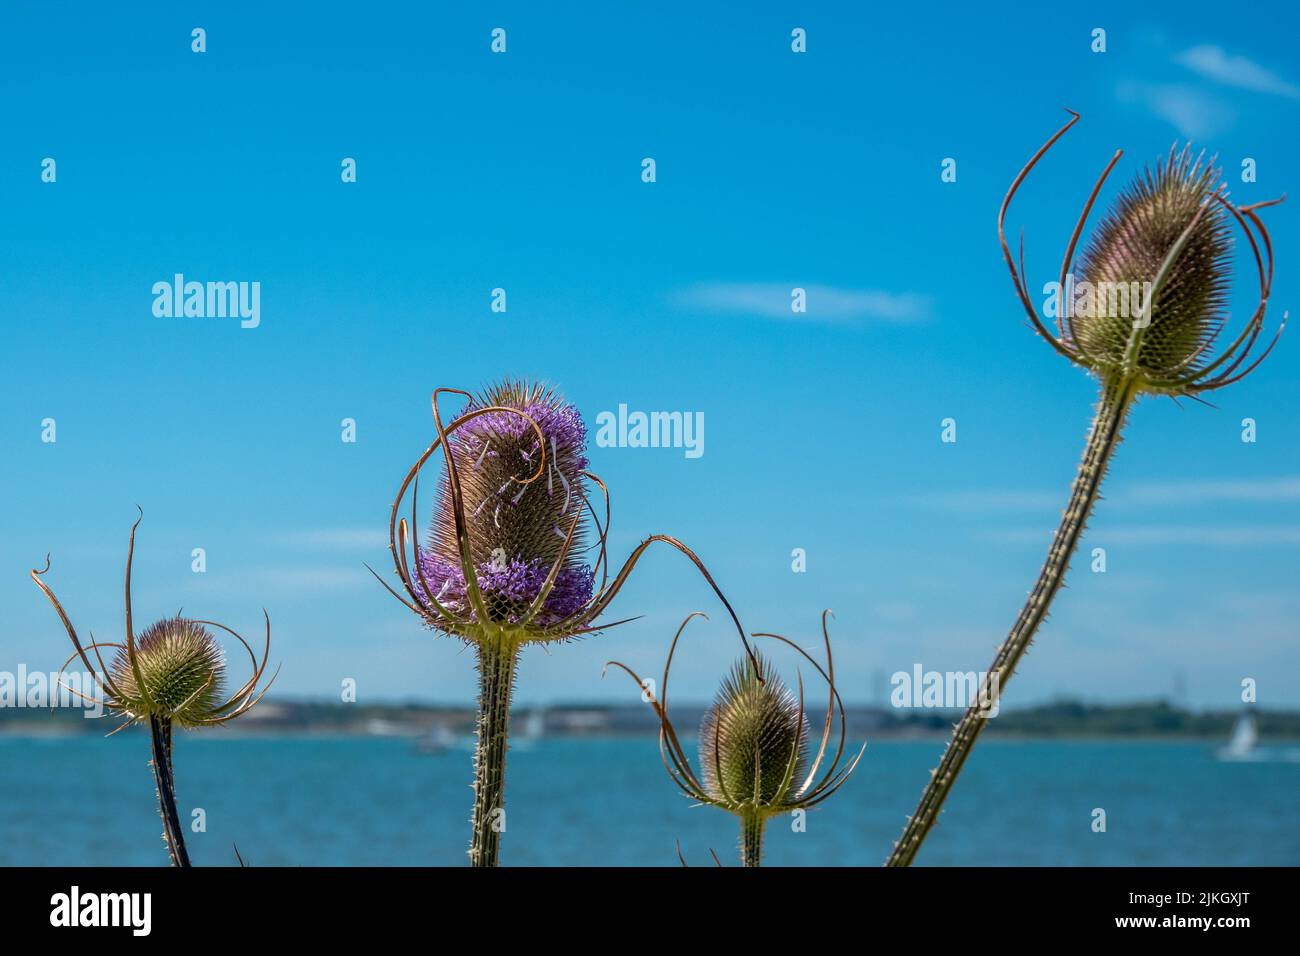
[468,630,519,868]
[741,810,766,867]
[149,714,191,868]
[887,377,1137,867]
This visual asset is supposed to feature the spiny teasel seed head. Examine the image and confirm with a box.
[1073,146,1232,380]
[1001,112,1284,397]
[699,653,809,809]
[421,379,594,628]
[606,610,862,860]
[32,511,278,734]
[110,617,225,728]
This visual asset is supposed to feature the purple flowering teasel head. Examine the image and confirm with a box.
[422,381,594,626]
[375,379,754,653]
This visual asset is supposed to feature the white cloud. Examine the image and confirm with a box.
[256,567,373,594]
[187,565,374,597]
[1098,525,1300,546]
[990,525,1300,547]
[918,476,1300,513]
[1124,476,1300,506]
[1116,82,1234,139]
[674,282,930,324]
[910,489,1062,513]
[1175,45,1300,100]
[267,528,386,550]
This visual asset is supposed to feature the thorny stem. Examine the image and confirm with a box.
[149,714,191,868]
[887,377,1137,866]
[741,810,766,867]
[469,630,519,867]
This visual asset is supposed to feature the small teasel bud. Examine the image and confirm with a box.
[420,380,595,628]
[609,611,861,866]
[699,653,809,807]
[109,617,225,728]
[1073,146,1232,380]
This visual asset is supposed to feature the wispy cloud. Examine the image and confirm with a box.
[674,282,930,324]
[990,525,1300,547]
[915,476,1300,513]
[266,528,386,551]
[1175,45,1300,100]
[909,489,1061,513]
[184,565,375,597]
[257,567,373,594]
[1124,476,1300,506]
[1116,82,1234,139]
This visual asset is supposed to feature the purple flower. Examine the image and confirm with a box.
[415,552,594,626]
[456,399,589,476]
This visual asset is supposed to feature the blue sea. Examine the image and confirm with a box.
[2,735,1297,866]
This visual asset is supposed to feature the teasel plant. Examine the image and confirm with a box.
[888,111,1286,867]
[606,610,864,866]
[31,511,277,867]
[372,380,752,867]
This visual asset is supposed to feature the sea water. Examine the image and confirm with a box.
[1,735,1296,866]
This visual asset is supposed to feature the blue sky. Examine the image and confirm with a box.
[2,2,1298,711]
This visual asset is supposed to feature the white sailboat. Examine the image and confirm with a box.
[414,724,458,755]
[1218,713,1258,760]
[1216,712,1300,763]
[512,707,546,751]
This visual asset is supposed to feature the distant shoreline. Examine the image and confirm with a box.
[3,698,1297,742]
[0,729,1273,745]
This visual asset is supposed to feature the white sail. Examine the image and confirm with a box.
[1224,714,1257,757]
[522,708,545,740]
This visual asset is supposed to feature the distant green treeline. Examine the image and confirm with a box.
[3,698,1295,739]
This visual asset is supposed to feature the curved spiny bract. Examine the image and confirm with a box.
[30,511,277,867]
[889,113,1286,867]
[608,610,864,866]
